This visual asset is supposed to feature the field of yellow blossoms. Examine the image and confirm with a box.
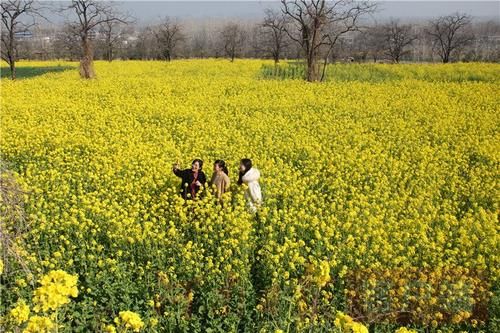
[1,60,499,332]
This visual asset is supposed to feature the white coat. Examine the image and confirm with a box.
[242,167,262,213]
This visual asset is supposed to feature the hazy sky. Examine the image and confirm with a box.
[44,1,500,23]
[118,1,499,21]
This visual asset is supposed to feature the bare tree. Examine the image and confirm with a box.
[1,0,41,79]
[281,0,376,82]
[220,22,246,62]
[132,26,156,60]
[261,9,289,63]
[355,25,386,62]
[99,13,133,62]
[51,23,81,60]
[320,4,376,79]
[190,27,210,58]
[62,0,129,78]
[469,20,500,62]
[427,12,474,63]
[153,17,183,61]
[248,24,264,58]
[381,20,417,63]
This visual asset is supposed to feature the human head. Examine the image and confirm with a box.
[239,158,252,173]
[214,160,229,175]
[192,159,203,172]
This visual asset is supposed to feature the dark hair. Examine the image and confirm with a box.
[214,160,229,175]
[237,158,253,185]
[192,159,203,170]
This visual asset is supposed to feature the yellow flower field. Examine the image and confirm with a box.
[1,60,499,332]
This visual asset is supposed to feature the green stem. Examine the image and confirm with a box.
[55,308,58,333]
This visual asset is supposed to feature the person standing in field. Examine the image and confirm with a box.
[237,158,262,213]
[173,159,207,199]
[210,160,231,200]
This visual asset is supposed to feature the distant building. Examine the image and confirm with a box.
[484,35,500,43]
[14,30,33,39]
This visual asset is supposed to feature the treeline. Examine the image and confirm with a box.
[14,15,500,64]
[2,1,500,81]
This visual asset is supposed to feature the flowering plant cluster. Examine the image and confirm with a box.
[1,60,498,332]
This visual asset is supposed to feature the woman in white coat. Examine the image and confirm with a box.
[237,158,262,213]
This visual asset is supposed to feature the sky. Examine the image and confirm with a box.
[43,1,500,24]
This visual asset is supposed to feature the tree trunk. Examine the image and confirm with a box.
[107,43,113,62]
[306,55,320,82]
[441,45,450,63]
[320,45,335,82]
[8,27,16,80]
[274,49,280,64]
[9,60,16,80]
[79,37,96,79]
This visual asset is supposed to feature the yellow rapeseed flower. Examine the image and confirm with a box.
[9,299,30,325]
[33,269,78,313]
[22,315,55,333]
[115,310,144,332]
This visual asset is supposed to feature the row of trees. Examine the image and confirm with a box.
[1,0,131,79]
[2,0,499,81]
[38,16,497,64]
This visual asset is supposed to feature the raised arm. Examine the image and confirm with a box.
[173,165,186,178]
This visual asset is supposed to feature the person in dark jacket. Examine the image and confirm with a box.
[173,159,207,199]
